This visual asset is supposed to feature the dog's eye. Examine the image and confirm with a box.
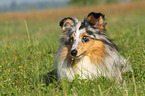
[82,36,90,43]
[69,37,74,44]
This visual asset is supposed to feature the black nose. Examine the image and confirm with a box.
[71,49,78,56]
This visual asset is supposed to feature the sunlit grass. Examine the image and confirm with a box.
[0,1,145,95]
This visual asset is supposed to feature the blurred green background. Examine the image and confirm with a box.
[0,0,145,95]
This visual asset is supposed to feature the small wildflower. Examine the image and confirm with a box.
[132,55,134,56]
[0,65,2,67]
[18,66,23,68]
[8,63,10,66]
[25,64,27,66]
[11,60,14,63]
[5,61,8,63]
[121,35,123,37]
[15,56,17,59]
[24,76,26,78]
[31,62,33,64]
[0,77,2,79]
[137,52,139,54]
[7,69,10,72]
[8,57,10,59]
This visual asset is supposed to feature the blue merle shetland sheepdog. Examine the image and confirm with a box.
[55,12,132,82]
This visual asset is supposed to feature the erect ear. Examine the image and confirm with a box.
[59,17,75,32]
[87,12,106,30]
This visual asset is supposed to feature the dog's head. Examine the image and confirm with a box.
[59,12,110,58]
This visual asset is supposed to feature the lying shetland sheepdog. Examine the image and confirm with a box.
[55,12,132,82]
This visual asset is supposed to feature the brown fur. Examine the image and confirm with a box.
[72,39,105,71]
[87,15,104,30]
[71,33,75,40]
[86,40,105,64]
[75,32,105,65]
[63,19,74,31]
[58,45,71,64]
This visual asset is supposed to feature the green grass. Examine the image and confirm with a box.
[0,8,145,96]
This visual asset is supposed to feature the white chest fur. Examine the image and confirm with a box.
[56,45,131,81]
[60,56,105,81]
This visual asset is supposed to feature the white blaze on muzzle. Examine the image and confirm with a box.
[71,22,82,51]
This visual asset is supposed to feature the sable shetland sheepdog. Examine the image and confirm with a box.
[55,12,132,82]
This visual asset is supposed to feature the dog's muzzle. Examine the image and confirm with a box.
[70,49,78,57]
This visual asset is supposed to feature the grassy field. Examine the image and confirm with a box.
[0,1,145,96]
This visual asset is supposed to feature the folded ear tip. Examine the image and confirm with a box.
[87,12,96,17]
[87,12,105,19]
[98,12,105,18]
[59,20,64,27]
[59,17,74,27]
